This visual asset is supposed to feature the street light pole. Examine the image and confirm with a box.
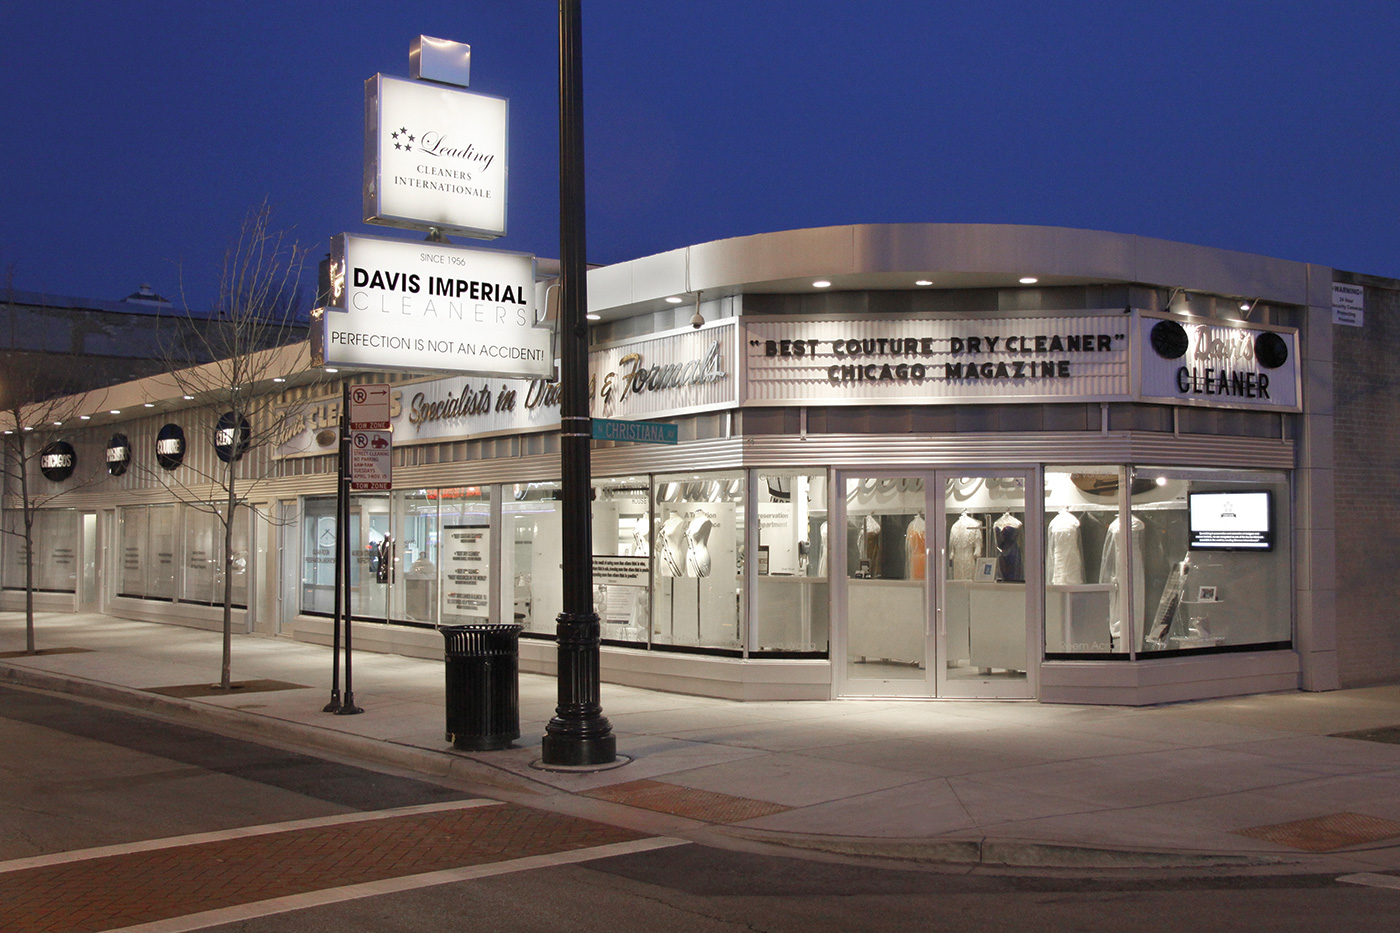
[541,0,616,767]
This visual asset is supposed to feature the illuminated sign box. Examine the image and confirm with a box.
[364,74,508,238]
[314,233,553,379]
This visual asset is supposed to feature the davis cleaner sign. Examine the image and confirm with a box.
[314,233,553,378]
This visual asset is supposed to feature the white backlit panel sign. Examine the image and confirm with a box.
[315,234,552,378]
[364,74,508,238]
[743,313,1131,405]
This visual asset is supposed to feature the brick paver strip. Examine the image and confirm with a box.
[1233,811,1400,852]
[0,804,645,933]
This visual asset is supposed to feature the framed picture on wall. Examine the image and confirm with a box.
[1197,585,1219,602]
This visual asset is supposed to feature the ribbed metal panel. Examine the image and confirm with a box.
[736,432,1295,471]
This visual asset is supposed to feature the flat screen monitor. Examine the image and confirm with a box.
[1188,490,1272,551]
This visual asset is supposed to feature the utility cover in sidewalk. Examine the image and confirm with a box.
[585,779,791,823]
[1233,812,1400,851]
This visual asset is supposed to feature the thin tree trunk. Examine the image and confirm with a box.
[20,435,35,655]
[222,464,236,689]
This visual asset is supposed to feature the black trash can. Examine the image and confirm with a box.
[441,623,522,750]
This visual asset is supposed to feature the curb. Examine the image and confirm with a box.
[0,663,548,798]
[720,828,1297,870]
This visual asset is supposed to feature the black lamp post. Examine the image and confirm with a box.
[541,0,616,767]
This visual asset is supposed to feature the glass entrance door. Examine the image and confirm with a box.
[78,512,98,612]
[836,470,1037,699]
[839,474,933,697]
[937,472,1035,699]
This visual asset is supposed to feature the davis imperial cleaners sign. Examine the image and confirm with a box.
[313,233,553,378]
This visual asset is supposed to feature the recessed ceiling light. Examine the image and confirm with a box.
[2,430,11,435]
[23,426,33,431]
[143,402,155,408]
[183,395,194,400]
[586,313,601,321]
[812,280,832,288]
[273,377,286,383]
[109,410,121,415]
[1019,276,1039,285]
[53,421,62,426]
[915,280,933,287]
[324,368,339,373]
[665,296,684,304]
[80,415,91,421]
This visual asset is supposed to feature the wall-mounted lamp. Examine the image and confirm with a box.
[1239,298,1260,320]
[691,289,705,329]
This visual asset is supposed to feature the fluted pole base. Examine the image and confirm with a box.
[541,610,616,766]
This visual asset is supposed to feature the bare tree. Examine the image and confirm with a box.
[1,268,107,653]
[149,201,315,688]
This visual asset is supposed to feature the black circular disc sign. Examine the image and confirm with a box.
[106,433,132,476]
[1255,331,1289,369]
[39,441,76,482]
[213,411,252,463]
[156,423,186,470]
[1150,320,1190,360]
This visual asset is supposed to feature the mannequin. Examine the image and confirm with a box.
[1046,508,1084,585]
[858,513,882,577]
[658,515,687,577]
[1100,515,1146,647]
[993,512,1024,582]
[948,512,983,580]
[817,521,829,576]
[632,514,650,557]
[685,515,714,577]
[905,512,927,580]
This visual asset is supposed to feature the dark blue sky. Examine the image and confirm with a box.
[3,1,1397,312]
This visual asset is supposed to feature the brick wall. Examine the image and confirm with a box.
[1333,278,1400,685]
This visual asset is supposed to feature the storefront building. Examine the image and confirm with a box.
[4,223,1379,704]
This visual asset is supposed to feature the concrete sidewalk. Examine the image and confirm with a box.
[6,611,1400,875]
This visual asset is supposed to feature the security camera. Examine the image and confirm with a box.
[690,310,704,329]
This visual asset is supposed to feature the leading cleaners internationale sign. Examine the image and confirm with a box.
[313,233,553,378]
[364,74,508,239]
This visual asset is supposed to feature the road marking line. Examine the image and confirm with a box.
[1338,872,1400,891]
[0,798,500,875]
[99,836,689,933]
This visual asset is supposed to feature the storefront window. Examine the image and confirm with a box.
[1043,468,1128,657]
[300,497,338,615]
[0,509,21,589]
[183,508,219,604]
[118,505,175,600]
[504,481,560,636]
[653,471,745,651]
[592,475,651,644]
[2,509,78,592]
[438,487,491,624]
[149,505,176,600]
[120,506,149,598]
[754,471,828,654]
[393,489,441,624]
[1131,468,1291,654]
